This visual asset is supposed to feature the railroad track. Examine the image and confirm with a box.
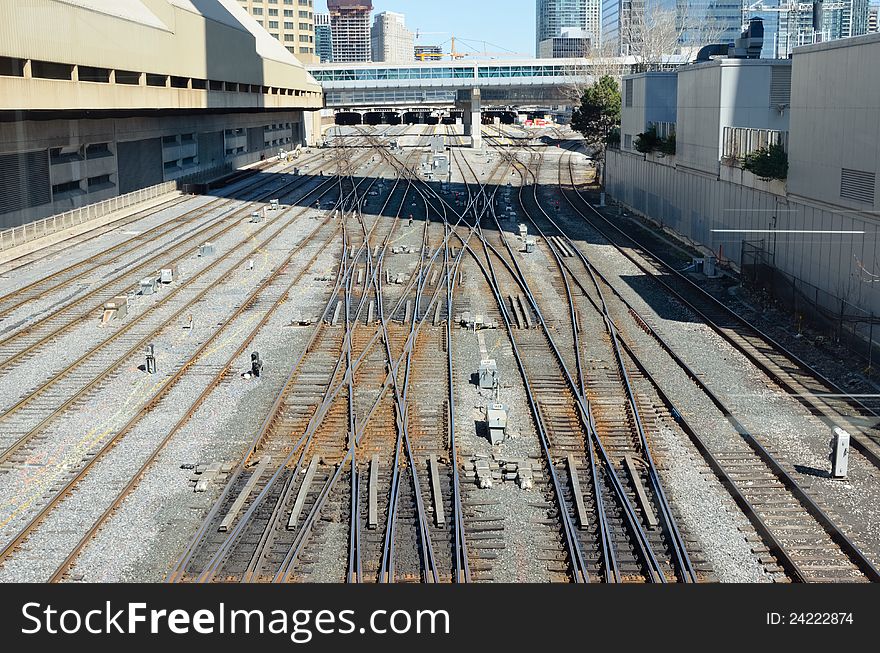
[0,145,377,581]
[549,141,880,470]
[480,129,880,583]
[0,153,327,326]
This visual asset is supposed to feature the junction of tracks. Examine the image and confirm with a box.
[1,124,879,584]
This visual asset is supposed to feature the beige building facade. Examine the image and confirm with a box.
[0,0,323,229]
[237,0,318,64]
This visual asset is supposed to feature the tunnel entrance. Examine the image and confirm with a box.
[335,112,363,126]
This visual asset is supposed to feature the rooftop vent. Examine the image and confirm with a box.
[696,17,764,62]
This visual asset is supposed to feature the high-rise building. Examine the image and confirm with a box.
[414,44,444,61]
[371,11,414,63]
[536,0,601,56]
[328,0,373,63]
[746,0,872,59]
[601,0,741,56]
[870,4,879,31]
[237,0,317,64]
[538,26,592,57]
[315,12,333,62]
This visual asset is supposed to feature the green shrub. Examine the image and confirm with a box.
[741,142,788,180]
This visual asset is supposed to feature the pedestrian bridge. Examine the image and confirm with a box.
[308,57,686,108]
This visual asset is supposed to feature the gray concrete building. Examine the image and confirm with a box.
[0,0,322,229]
[537,0,601,55]
[619,72,678,152]
[606,32,880,339]
[371,11,414,64]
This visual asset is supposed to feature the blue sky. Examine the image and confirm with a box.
[315,1,537,57]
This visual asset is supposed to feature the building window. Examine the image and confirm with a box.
[87,174,113,189]
[86,143,112,158]
[52,180,82,195]
[624,79,633,108]
[269,9,278,16]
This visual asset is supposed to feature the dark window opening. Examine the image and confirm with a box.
[87,174,113,189]
[191,78,207,90]
[32,60,74,80]
[115,70,140,85]
[50,146,84,164]
[170,76,188,88]
[209,79,223,91]
[86,143,112,159]
[0,56,25,77]
[52,180,82,195]
[79,66,111,83]
[145,73,167,87]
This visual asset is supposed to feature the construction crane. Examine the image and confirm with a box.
[414,35,528,61]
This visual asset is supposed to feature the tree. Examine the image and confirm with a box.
[571,75,621,156]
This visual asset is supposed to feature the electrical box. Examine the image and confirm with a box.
[519,224,528,239]
[199,242,215,257]
[479,359,498,390]
[486,403,508,445]
[831,427,850,478]
[250,211,263,223]
[269,199,280,210]
[139,277,157,295]
[524,238,536,253]
[159,268,174,284]
[704,256,720,278]
[102,296,128,320]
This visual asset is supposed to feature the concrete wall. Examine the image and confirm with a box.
[0,109,308,229]
[787,33,880,211]
[606,148,880,317]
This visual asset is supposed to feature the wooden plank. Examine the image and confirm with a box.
[219,456,271,532]
[429,455,446,527]
[566,455,588,530]
[368,455,379,529]
[288,456,319,530]
[624,454,659,529]
[517,295,533,329]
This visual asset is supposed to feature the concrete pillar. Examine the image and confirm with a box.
[457,88,482,149]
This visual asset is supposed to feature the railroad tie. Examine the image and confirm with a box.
[433,301,441,327]
[429,455,446,527]
[404,300,413,325]
[357,268,363,285]
[367,300,375,325]
[368,455,379,530]
[288,456,319,531]
[219,456,271,532]
[566,455,589,530]
[507,295,523,329]
[331,301,342,326]
[623,454,659,529]
[517,295,534,329]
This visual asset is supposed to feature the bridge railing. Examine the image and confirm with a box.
[0,181,178,253]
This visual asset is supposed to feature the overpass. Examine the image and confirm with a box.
[308,57,687,147]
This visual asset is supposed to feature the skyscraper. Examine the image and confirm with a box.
[371,11,414,63]
[601,0,741,57]
[328,0,373,63]
[536,0,601,56]
[870,4,879,32]
[747,0,872,59]
[236,0,317,64]
[315,12,333,62]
